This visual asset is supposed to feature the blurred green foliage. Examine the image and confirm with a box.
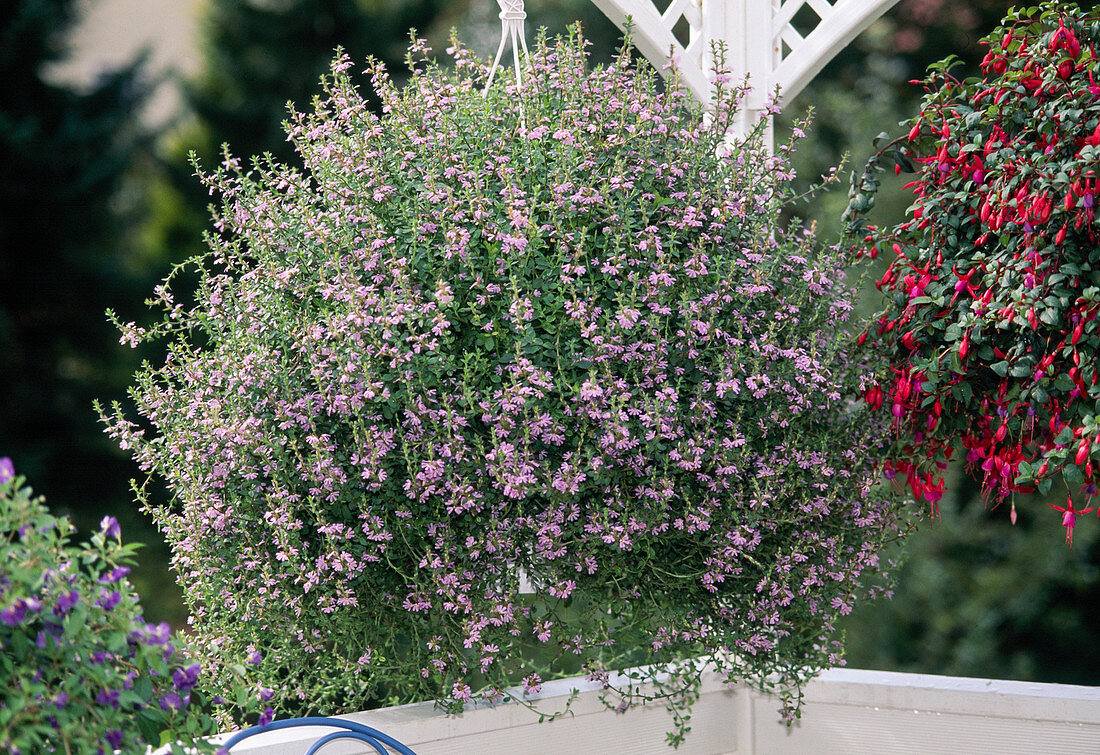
[842,476,1100,684]
[0,0,183,624]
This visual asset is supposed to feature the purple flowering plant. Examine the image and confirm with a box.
[102,29,902,742]
[0,464,259,753]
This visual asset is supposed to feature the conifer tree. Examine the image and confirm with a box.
[183,0,446,166]
[0,0,150,507]
[0,0,186,621]
[147,0,452,270]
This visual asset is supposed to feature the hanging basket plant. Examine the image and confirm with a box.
[846,3,1100,543]
[103,29,900,736]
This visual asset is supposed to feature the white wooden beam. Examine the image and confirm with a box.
[588,0,712,102]
[588,0,901,140]
[773,0,898,102]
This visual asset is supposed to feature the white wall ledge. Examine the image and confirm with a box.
[220,668,1100,755]
[810,668,1100,719]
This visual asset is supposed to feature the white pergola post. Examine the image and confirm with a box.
[588,0,901,141]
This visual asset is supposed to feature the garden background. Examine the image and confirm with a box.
[2,0,1097,686]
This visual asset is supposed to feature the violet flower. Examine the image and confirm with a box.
[0,601,26,626]
[95,589,122,611]
[99,516,121,539]
[158,692,183,712]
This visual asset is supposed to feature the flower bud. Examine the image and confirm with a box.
[1077,438,1091,466]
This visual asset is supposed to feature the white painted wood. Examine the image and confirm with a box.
[217,670,742,754]
[588,0,901,138]
[771,1,899,106]
[216,668,1100,754]
[753,669,1100,755]
[589,0,712,101]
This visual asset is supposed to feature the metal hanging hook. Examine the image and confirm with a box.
[483,0,530,96]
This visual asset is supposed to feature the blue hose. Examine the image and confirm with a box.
[220,715,416,755]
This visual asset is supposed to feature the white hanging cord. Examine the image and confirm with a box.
[483,0,530,96]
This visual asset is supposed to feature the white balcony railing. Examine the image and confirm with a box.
[220,668,1100,754]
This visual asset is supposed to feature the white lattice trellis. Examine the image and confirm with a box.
[588,0,900,137]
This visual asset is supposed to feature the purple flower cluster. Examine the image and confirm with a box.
[0,472,229,753]
[106,30,901,723]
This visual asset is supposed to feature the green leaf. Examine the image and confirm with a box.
[895,153,917,173]
[1065,462,1084,486]
[134,674,153,701]
[136,711,161,744]
[953,382,974,404]
[63,603,89,640]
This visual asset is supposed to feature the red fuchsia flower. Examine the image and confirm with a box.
[949,263,982,303]
[1050,20,1081,58]
[1022,76,1043,92]
[1088,69,1100,97]
[1075,437,1092,466]
[864,385,884,410]
[1031,193,1053,224]
[1083,122,1100,148]
[1049,495,1096,545]
[919,472,945,508]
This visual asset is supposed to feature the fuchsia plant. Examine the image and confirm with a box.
[846,2,1100,545]
[104,30,901,741]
